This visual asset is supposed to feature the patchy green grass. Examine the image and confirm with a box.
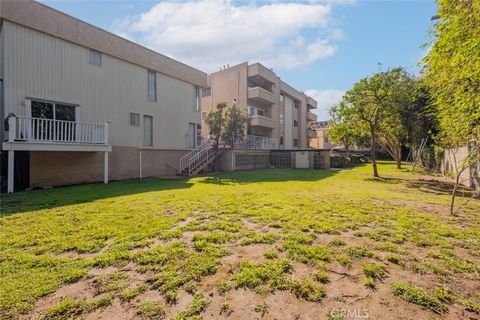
[1,162,479,319]
[391,281,448,314]
[136,301,165,320]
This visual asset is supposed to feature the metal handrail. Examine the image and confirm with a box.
[178,139,215,174]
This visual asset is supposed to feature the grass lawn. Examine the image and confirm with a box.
[0,161,479,320]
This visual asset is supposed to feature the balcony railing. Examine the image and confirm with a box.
[7,116,108,145]
[234,135,278,150]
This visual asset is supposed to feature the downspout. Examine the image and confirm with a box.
[139,147,143,179]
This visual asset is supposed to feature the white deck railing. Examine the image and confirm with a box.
[179,139,215,175]
[234,135,278,150]
[8,116,108,145]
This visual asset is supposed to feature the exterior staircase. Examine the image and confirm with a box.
[178,140,220,176]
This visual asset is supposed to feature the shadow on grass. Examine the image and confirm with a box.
[364,177,404,184]
[0,178,193,215]
[403,178,471,197]
[199,168,339,185]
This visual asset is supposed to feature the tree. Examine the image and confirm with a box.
[205,102,227,151]
[205,102,248,150]
[333,68,415,176]
[422,0,480,214]
[221,104,249,147]
[328,102,369,151]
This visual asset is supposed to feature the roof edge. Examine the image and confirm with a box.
[0,0,207,88]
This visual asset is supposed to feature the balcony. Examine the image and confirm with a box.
[306,96,317,109]
[250,115,276,129]
[248,86,276,106]
[3,116,111,152]
[307,111,317,122]
[248,63,277,84]
[3,115,111,193]
[307,128,317,138]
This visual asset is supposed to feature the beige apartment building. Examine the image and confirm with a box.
[0,0,207,192]
[201,63,317,149]
[308,121,337,149]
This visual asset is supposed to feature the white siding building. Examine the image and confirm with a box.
[0,0,208,192]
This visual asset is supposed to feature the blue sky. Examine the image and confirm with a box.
[42,0,437,120]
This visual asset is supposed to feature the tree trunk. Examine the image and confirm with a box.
[450,174,460,215]
[395,146,402,169]
[371,134,379,177]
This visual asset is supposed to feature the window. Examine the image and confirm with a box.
[324,135,329,144]
[293,139,298,147]
[280,94,284,102]
[130,113,140,126]
[89,49,102,66]
[194,87,201,111]
[293,120,299,127]
[294,101,300,109]
[147,70,156,102]
[30,100,76,141]
[31,100,75,121]
[202,111,207,120]
[202,87,211,97]
[188,123,201,148]
[248,106,265,117]
[143,115,153,146]
[280,136,284,145]
[279,114,284,125]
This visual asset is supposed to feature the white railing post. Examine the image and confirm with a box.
[8,116,16,142]
[104,122,109,145]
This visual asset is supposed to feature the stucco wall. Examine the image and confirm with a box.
[202,63,314,150]
[442,145,479,189]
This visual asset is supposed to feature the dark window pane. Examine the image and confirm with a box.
[148,70,156,101]
[89,49,102,66]
[55,104,76,121]
[31,101,54,119]
[130,113,140,126]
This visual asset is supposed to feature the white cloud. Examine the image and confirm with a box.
[305,89,345,121]
[112,0,346,72]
